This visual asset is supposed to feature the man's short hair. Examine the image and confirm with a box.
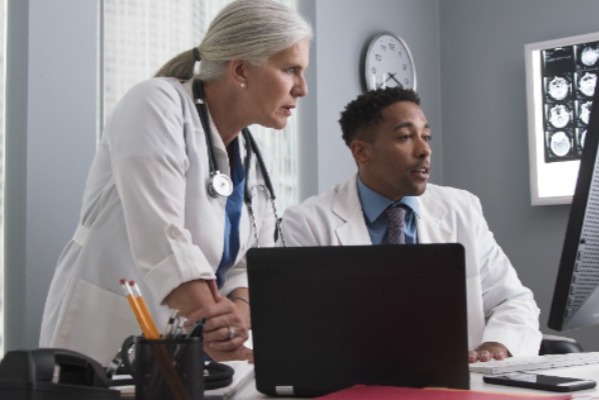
[339,86,421,146]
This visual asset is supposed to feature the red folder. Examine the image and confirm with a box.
[313,385,573,400]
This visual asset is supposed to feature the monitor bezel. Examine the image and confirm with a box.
[548,74,599,331]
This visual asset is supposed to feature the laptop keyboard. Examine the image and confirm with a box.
[469,352,599,375]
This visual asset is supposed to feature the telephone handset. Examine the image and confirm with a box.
[0,348,120,399]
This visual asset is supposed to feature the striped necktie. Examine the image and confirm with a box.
[384,205,407,244]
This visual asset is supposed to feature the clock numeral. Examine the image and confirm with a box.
[370,67,377,74]
[379,44,387,52]
[402,63,408,71]
[389,43,396,51]
[375,54,382,62]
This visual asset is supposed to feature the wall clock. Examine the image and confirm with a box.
[363,32,417,92]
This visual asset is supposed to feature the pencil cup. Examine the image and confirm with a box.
[133,336,204,400]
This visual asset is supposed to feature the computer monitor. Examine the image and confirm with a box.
[548,77,599,331]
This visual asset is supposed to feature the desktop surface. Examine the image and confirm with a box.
[232,362,599,399]
[113,356,599,398]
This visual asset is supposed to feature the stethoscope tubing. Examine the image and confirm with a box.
[191,79,285,246]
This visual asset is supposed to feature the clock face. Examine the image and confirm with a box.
[364,33,416,91]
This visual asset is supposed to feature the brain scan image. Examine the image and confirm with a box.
[547,76,569,100]
[581,46,599,67]
[548,105,570,128]
[579,72,597,97]
[550,131,571,157]
[580,101,593,125]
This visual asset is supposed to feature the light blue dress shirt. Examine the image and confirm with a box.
[356,176,420,245]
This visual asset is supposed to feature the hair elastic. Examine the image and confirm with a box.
[192,47,201,62]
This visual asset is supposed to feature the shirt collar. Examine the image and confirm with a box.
[357,175,421,223]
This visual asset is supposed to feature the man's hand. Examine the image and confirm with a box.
[469,342,510,363]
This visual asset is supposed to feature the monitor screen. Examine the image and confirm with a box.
[548,77,599,331]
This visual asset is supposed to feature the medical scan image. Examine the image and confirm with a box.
[548,104,571,128]
[579,101,593,125]
[547,76,570,100]
[578,72,597,97]
[580,45,599,67]
[577,128,587,151]
[549,131,572,157]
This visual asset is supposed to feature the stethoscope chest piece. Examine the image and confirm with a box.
[208,171,234,197]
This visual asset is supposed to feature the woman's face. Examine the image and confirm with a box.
[244,39,310,130]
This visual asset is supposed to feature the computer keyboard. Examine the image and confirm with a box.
[469,352,599,375]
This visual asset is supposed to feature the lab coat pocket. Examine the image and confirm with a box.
[54,279,139,366]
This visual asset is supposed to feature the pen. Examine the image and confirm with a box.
[128,280,160,339]
[105,349,123,379]
[173,315,189,338]
[163,309,179,338]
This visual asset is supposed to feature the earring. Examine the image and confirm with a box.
[240,83,246,89]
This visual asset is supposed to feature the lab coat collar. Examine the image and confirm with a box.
[331,175,375,245]
[331,174,454,245]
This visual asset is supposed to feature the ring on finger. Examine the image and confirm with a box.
[227,326,236,340]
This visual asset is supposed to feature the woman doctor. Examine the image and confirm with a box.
[40,0,313,365]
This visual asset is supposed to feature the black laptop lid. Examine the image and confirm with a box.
[247,244,470,397]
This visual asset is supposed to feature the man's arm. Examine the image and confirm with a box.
[468,193,542,358]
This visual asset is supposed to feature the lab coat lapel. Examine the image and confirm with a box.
[332,176,372,246]
[416,188,454,243]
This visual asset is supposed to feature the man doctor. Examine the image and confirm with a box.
[280,87,542,361]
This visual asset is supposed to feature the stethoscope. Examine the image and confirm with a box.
[192,79,286,246]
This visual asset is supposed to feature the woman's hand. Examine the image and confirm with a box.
[189,284,250,351]
[166,279,252,362]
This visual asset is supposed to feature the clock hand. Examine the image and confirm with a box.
[375,73,393,89]
[386,72,403,86]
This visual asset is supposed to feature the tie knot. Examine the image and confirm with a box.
[386,205,407,221]
[384,205,407,245]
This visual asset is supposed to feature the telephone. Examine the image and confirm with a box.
[0,348,120,399]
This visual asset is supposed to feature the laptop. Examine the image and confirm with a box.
[246,244,470,397]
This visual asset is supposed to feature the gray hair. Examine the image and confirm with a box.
[155,0,313,81]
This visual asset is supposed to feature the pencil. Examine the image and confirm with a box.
[119,279,158,339]
[128,280,160,339]
[119,278,189,400]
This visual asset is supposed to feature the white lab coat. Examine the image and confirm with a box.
[40,78,276,365]
[281,175,542,356]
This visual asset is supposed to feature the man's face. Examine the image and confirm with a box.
[352,101,431,201]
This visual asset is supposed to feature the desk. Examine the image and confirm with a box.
[229,364,599,399]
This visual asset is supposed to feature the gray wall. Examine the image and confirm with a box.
[439,0,599,351]
[5,0,599,354]
[298,0,443,197]
[5,0,98,350]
